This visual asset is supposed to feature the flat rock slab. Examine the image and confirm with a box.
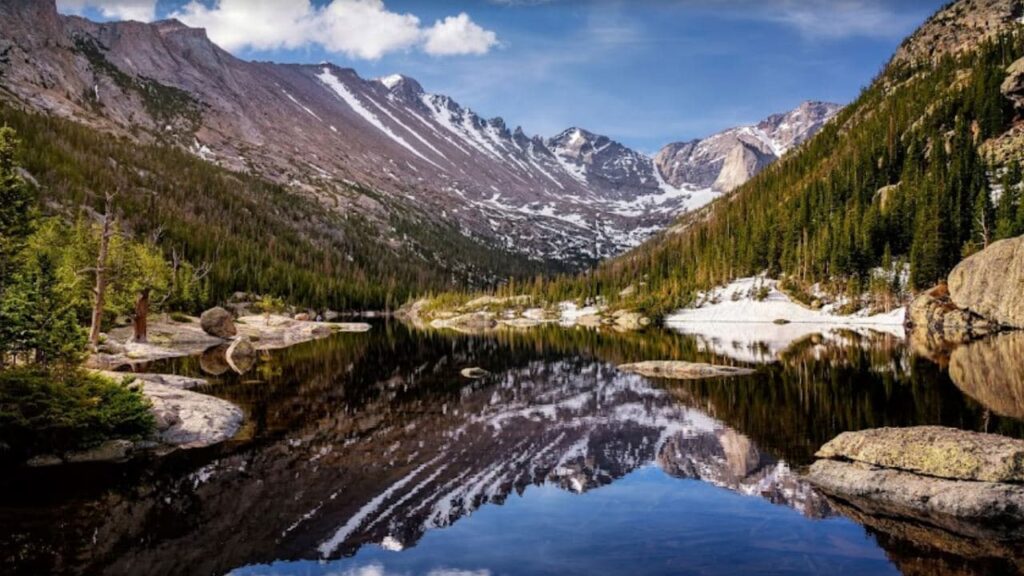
[808,459,1024,539]
[618,361,755,380]
[143,381,243,449]
[100,371,206,390]
[816,426,1024,483]
[236,315,370,349]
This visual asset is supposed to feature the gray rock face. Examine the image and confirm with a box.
[949,235,1024,328]
[1002,56,1024,111]
[200,307,236,339]
[815,426,1024,483]
[655,101,841,192]
[808,459,1024,539]
[143,381,243,449]
[712,142,775,192]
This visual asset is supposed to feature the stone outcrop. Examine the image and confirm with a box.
[815,426,1024,483]
[905,284,995,343]
[144,380,243,449]
[949,331,1024,420]
[808,459,1024,539]
[617,361,755,380]
[200,307,237,338]
[808,426,1024,541]
[1002,56,1024,112]
[948,235,1024,329]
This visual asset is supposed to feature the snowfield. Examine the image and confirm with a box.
[664,277,906,363]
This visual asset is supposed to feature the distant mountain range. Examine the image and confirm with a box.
[0,0,839,269]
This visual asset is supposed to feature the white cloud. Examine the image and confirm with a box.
[740,0,925,40]
[171,0,497,60]
[424,14,499,56]
[56,0,157,21]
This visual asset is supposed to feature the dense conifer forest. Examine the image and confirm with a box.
[0,104,551,313]
[531,30,1024,316]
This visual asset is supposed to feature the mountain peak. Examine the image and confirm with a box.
[376,74,425,102]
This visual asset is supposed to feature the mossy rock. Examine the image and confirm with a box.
[816,426,1024,483]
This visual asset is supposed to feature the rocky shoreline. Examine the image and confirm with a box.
[30,309,372,467]
[807,427,1024,541]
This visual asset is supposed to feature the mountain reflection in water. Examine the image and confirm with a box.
[1,322,1022,576]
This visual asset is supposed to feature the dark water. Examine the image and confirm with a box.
[2,322,1023,576]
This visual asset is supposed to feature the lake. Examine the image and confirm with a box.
[2,321,1023,575]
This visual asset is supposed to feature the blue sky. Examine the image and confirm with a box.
[57,1,945,152]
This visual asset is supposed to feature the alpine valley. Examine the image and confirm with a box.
[0,0,837,308]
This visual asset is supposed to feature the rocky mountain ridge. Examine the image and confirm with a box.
[655,101,842,193]
[0,0,838,271]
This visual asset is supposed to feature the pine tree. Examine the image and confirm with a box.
[0,126,35,290]
[0,250,86,367]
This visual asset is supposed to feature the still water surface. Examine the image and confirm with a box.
[2,322,1023,575]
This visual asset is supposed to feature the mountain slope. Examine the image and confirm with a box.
[570,0,1024,317]
[0,0,837,274]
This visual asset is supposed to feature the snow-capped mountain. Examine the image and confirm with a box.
[656,101,842,193]
[0,0,839,269]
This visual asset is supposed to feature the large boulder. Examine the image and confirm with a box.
[948,235,1024,329]
[200,306,237,338]
[143,381,243,449]
[816,426,1024,483]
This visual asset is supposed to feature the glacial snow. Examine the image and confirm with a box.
[318,68,440,168]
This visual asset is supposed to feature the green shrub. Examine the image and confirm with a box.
[0,368,154,461]
[169,311,192,323]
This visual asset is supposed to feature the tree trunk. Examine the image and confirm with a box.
[133,288,150,343]
[88,192,115,350]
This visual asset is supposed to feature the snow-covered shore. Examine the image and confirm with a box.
[664,277,906,363]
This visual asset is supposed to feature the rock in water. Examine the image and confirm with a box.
[807,459,1024,539]
[618,361,755,380]
[815,426,1024,483]
[948,235,1024,328]
[144,381,243,449]
[460,367,490,379]
[200,306,237,338]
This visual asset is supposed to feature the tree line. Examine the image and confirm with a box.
[526,30,1024,317]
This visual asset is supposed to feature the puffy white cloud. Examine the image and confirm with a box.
[171,0,497,60]
[56,0,157,22]
[424,13,499,56]
[318,0,424,60]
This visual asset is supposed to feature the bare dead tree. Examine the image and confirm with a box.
[87,190,116,350]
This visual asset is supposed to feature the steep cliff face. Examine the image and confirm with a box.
[654,101,841,193]
[892,0,1024,65]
